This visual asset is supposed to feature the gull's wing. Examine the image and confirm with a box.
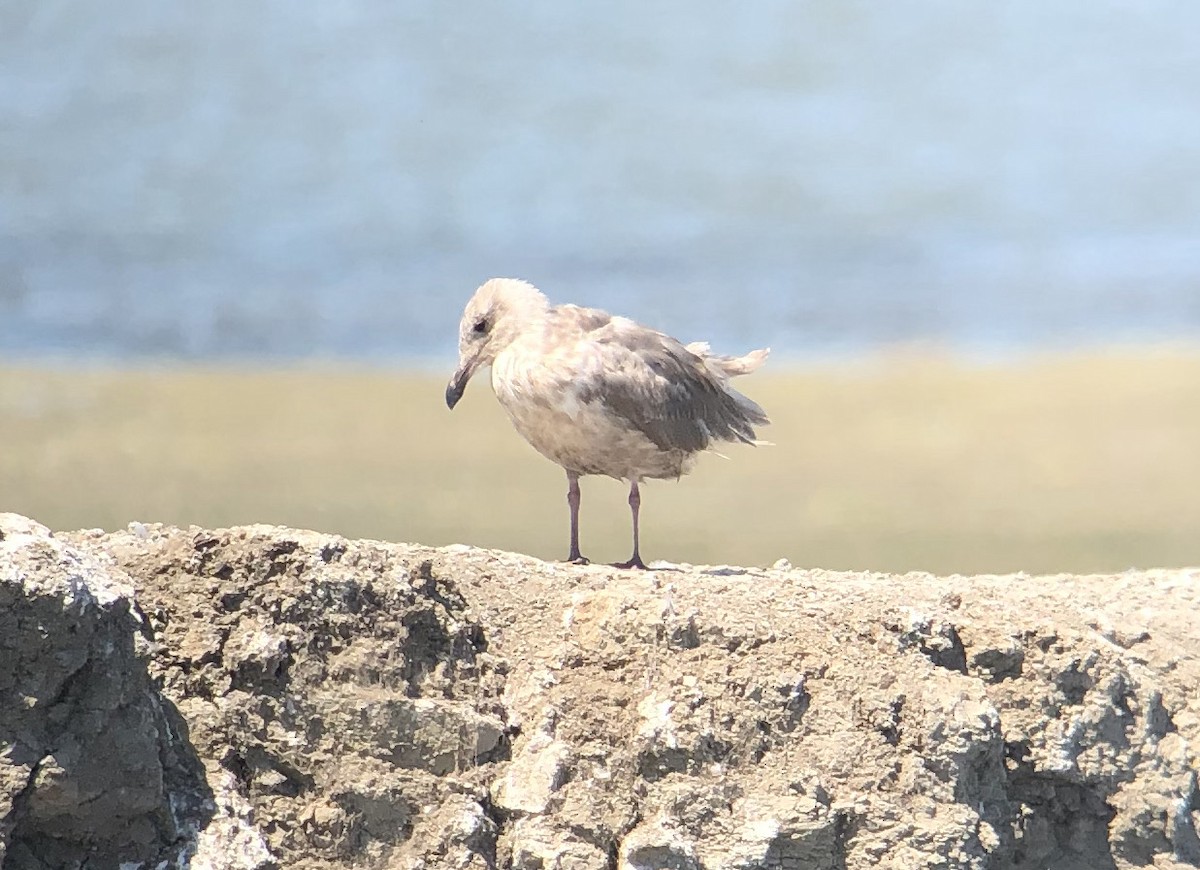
[571,315,769,454]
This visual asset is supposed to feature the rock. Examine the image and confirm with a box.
[0,514,215,869]
[507,815,609,870]
[1,514,1198,869]
[492,720,571,814]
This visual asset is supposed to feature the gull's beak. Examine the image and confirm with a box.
[445,358,475,410]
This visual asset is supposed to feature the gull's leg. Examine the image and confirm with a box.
[613,479,649,570]
[565,470,588,564]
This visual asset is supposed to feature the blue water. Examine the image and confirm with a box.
[2,1,1199,362]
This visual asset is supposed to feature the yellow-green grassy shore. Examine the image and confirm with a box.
[4,348,1200,574]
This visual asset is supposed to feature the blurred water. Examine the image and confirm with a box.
[1,0,1198,362]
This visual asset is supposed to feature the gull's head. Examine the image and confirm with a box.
[445,278,549,409]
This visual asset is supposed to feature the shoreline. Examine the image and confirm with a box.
[4,338,1200,373]
[3,346,1200,575]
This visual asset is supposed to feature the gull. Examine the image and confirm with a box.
[445,278,769,569]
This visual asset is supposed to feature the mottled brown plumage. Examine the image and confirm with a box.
[446,278,769,568]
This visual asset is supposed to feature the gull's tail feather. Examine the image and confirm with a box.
[732,390,770,431]
[688,344,770,378]
[680,343,772,438]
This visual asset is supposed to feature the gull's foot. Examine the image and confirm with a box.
[565,553,590,566]
[612,555,650,570]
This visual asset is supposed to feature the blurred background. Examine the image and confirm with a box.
[2,1,1199,572]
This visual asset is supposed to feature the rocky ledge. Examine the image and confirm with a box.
[1,513,1198,869]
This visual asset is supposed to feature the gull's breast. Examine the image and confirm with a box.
[491,349,690,480]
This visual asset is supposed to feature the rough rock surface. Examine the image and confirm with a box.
[0,515,215,869]
[1,513,1198,869]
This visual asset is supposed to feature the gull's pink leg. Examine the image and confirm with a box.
[566,471,588,564]
[613,479,649,570]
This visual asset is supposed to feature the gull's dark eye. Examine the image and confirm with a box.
[472,317,489,335]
